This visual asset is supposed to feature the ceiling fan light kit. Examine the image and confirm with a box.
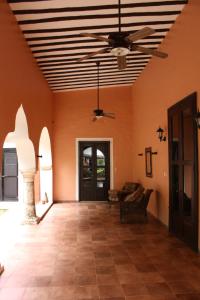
[111,47,130,57]
[109,32,131,56]
[94,110,103,119]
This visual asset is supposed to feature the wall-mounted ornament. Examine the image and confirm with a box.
[145,147,152,177]
[138,153,143,156]
[156,127,166,142]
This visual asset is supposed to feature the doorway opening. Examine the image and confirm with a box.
[77,139,113,201]
[38,127,53,205]
[0,132,23,204]
[168,92,198,251]
[1,148,18,202]
[0,105,36,215]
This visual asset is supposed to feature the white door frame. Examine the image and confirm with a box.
[75,138,114,201]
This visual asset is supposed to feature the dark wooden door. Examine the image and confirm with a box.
[1,148,18,201]
[79,141,110,201]
[168,92,198,251]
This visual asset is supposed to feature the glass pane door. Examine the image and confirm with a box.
[79,142,110,201]
[168,92,198,251]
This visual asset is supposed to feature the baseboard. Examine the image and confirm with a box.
[53,200,108,204]
[53,200,77,203]
[79,201,108,203]
[147,211,169,229]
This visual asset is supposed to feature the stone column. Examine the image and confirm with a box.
[0,263,4,275]
[21,171,39,224]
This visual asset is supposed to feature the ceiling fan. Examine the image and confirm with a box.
[77,0,168,70]
[93,62,115,121]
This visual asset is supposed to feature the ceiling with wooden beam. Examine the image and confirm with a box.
[8,0,188,92]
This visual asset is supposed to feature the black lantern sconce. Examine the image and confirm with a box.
[195,110,200,129]
[156,127,166,142]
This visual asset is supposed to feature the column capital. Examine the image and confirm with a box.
[21,170,36,182]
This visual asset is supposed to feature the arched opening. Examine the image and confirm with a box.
[0,105,37,222]
[37,127,53,212]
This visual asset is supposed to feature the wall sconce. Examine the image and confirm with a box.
[156,127,166,142]
[195,110,200,128]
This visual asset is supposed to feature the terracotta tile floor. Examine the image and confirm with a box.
[0,202,200,300]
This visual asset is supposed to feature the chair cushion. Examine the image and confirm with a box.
[122,182,139,193]
[124,185,144,202]
[108,182,139,202]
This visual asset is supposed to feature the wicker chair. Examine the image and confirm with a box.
[120,189,153,223]
[108,182,139,206]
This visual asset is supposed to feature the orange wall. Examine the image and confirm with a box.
[53,86,133,201]
[131,0,200,230]
[0,0,53,159]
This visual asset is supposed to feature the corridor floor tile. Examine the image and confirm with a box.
[0,202,200,300]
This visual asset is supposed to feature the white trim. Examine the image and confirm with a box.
[75,138,114,201]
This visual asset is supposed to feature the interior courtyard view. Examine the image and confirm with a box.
[1,0,200,299]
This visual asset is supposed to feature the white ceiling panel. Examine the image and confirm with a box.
[8,0,188,91]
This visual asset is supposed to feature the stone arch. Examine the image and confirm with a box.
[38,127,53,204]
[14,105,35,173]
[2,105,38,223]
[2,106,36,205]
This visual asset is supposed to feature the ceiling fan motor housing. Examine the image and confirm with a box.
[108,32,131,50]
[94,109,104,116]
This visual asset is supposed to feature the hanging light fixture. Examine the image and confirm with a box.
[92,62,115,121]
[94,61,103,120]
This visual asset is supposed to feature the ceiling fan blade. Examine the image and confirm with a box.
[133,45,168,58]
[92,116,97,122]
[77,48,109,62]
[103,113,115,119]
[117,55,127,70]
[127,27,155,42]
[104,112,115,115]
[80,32,111,43]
